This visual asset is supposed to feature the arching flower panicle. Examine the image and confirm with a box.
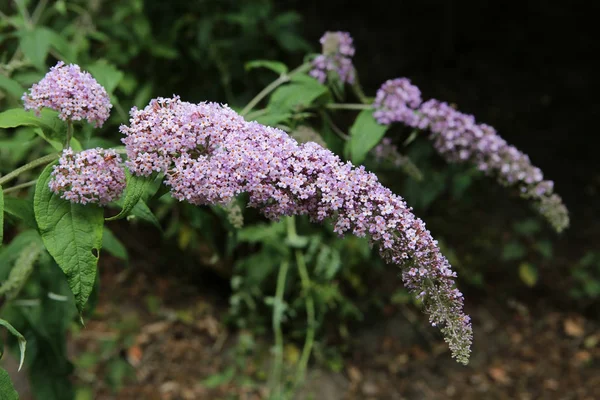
[121,96,473,364]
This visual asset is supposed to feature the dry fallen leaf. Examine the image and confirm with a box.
[488,366,511,385]
[564,317,585,338]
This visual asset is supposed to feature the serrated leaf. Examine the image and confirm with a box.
[245,60,288,75]
[519,262,538,287]
[106,172,153,221]
[0,319,26,372]
[2,197,36,228]
[0,75,24,99]
[0,367,19,400]
[349,110,389,164]
[34,163,104,313]
[20,28,50,70]
[102,227,128,261]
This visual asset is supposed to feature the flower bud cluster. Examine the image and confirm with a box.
[373,78,423,126]
[310,31,356,84]
[49,148,126,205]
[22,62,112,127]
[121,96,473,363]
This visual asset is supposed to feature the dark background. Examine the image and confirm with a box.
[296,0,599,237]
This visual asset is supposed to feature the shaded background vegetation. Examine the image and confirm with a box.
[1,0,599,398]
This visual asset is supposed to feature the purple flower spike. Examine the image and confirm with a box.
[418,99,569,232]
[23,62,112,127]
[374,78,423,126]
[310,31,356,84]
[49,148,125,205]
[122,96,473,364]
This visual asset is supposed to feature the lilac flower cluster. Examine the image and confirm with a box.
[309,31,356,84]
[121,96,473,364]
[417,99,569,232]
[373,78,423,126]
[49,148,126,205]
[22,62,112,127]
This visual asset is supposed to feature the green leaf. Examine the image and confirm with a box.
[245,60,288,75]
[519,262,538,287]
[3,197,36,229]
[0,319,26,372]
[86,61,124,94]
[268,79,328,114]
[129,200,161,230]
[348,110,389,164]
[201,367,235,388]
[0,186,3,246]
[0,75,24,99]
[44,28,76,63]
[101,227,128,261]
[0,242,42,300]
[252,112,291,126]
[106,173,153,221]
[0,230,42,280]
[0,108,70,151]
[20,28,50,70]
[502,241,526,261]
[0,367,19,400]
[34,163,104,313]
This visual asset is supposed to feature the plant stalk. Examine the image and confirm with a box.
[241,62,311,117]
[0,153,58,186]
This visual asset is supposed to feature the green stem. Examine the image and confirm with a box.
[319,110,349,140]
[326,103,373,111]
[3,179,37,194]
[0,153,58,186]
[65,121,73,148]
[269,260,289,399]
[351,75,370,104]
[292,248,316,393]
[241,62,311,117]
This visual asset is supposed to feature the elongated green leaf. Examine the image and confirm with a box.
[0,319,26,372]
[0,75,24,99]
[106,173,153,221]
[20,28,50,70]
[0,242,42,300]
[245,60,288,75]
[0,108,72,151]
[3,197,36,228]
[0,367,19,400]
[34,164,104,313]
[102,227,128,261]
[129,200,161,231]
[0,186,3,246]
[0,230,42,279]
[349,110,389,164]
